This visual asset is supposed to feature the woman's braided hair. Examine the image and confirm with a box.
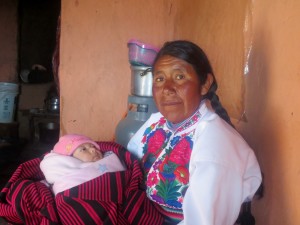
[153,40,234,128]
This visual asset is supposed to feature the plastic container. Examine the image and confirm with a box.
[0,83,19,123]
[128,39,159,66]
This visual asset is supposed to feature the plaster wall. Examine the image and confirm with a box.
[240,1,300,224]
[60,0,178,140]
[176,0,300,224]
[175,0,248,120]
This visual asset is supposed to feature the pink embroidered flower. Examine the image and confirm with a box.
[147,171,158,187]
[178,196,184,203]
[174,166,189,184]
[169,137,192,166]
[147,129,166,154]
[191,114,199,121]
[158,117,166,126]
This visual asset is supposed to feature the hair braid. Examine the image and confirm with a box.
[205,84,235,128]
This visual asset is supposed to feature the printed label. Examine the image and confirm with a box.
[128,103,148,112]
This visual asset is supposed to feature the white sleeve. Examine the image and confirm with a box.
[181,160,243,225]
[179,120,261,225]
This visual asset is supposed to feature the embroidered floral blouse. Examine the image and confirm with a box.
[127,100,262,225]
[141,109,201,214]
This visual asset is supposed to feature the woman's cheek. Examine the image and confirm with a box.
[152,86,162,100]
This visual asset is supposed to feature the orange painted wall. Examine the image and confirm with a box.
[60,0,178,140]
[175,0,300,224]
[60,0,300,224]
[175,0,249,120]
[240,1,300,224]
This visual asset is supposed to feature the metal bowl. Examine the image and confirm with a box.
[130,66,153,97]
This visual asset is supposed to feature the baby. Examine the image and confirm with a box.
[40,134,126,195]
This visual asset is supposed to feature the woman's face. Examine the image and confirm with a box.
[153,55,207,124]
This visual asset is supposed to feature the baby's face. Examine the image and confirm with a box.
[72,143,103,162]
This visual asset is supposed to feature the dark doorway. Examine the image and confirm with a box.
[18,0,60,84]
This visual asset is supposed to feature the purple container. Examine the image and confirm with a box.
[127,39,160,66]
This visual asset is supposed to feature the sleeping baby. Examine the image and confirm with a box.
[40,134,126,195]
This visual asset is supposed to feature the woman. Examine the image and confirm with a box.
[127,40,262,224]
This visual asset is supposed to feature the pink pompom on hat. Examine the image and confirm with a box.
[53,134,100,156]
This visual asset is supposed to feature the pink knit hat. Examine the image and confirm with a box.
[52,134,100,156]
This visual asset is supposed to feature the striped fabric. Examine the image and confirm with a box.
[0,142,164,225]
